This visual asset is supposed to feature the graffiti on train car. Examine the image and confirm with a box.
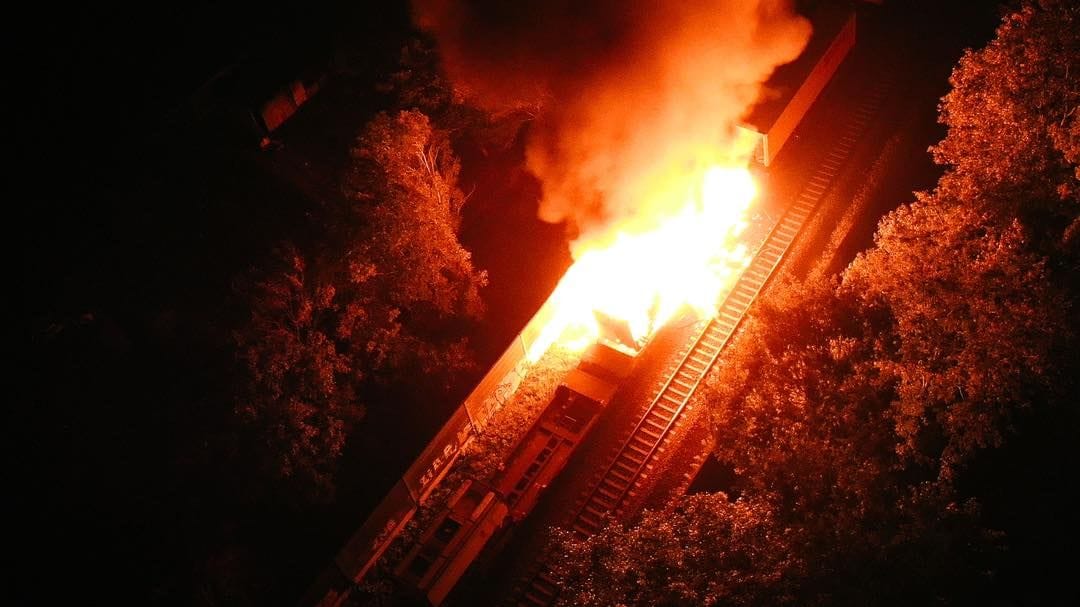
[405,407,475,502]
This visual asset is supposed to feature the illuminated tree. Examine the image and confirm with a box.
[550,2,1077,602]
[844,202,1066,479]
[381,37,540,153]
[931,0,1079,232]
[234,110,486,500]
[233,244,360,502]
[693,276,1000,605]
[548,494,801,607]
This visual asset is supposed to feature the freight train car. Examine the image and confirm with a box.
[497,341,635,520]
[394,479,509,606]
[393,339,638,605]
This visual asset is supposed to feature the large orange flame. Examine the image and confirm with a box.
[527,161,758,361]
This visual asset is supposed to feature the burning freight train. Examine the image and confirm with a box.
[383,152,763,605]
[303,1,861,605]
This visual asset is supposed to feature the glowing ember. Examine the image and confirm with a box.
[528,163,757,361]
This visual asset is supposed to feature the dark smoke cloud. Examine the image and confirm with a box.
[414,0,811,248]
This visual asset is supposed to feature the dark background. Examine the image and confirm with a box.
[12,1,570,602]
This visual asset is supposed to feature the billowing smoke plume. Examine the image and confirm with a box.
[413,0,811,250]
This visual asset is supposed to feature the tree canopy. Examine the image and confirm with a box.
[343,109,487,323]
[233,110,487,501]
[931,0,1078,231]
[548,494,800,607]
[233,243,360,501]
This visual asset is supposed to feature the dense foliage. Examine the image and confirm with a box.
[550,1,1078,604]
[931,0,1078,227]
[233,244,361,501]
[549,495,799,607]
[23,5,519,603]
[234,110,487,502]
[342,110,487,324]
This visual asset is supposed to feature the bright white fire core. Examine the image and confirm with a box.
[528,164,758,361]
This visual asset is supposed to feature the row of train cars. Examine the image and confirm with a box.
[370,335,640,606]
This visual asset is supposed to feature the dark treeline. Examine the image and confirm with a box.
[15,2,542,604]
[17,0,1076,605]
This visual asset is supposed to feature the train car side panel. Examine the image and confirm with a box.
[394,480,508,606]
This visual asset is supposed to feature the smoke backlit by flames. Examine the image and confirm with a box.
[412,0,811,360]
[528,162,758,360]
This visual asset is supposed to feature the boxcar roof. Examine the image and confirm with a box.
[563,368,620,406]
[744,4,852,130]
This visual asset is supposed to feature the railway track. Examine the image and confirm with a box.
[508,78,893,607]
